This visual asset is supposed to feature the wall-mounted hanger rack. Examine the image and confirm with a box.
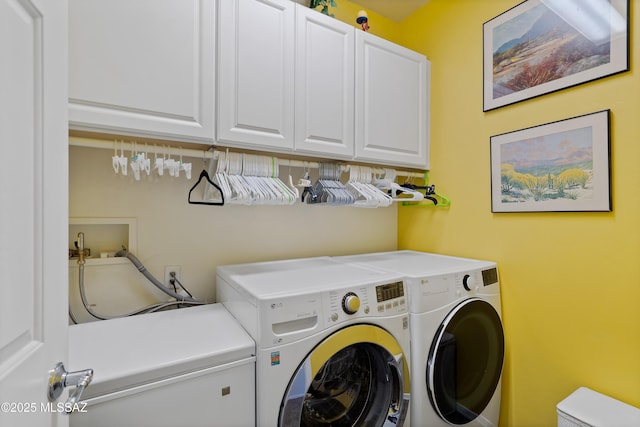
[69,136,426,179]
[69,136,450,207]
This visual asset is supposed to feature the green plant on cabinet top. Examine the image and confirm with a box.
[310,0,337,17]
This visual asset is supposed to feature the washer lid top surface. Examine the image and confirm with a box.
[68,304,255,399]
[337,250,496,277]
[216,256,402,299]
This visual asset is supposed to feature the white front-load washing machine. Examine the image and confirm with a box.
[217,256,411,427]
[336,251,504,427]
[68,304,256,427]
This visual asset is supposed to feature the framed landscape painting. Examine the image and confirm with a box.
[490,110,611,213]
[483,0,628,111]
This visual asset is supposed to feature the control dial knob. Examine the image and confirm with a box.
[462,274,475,292]
[342,292,360,315]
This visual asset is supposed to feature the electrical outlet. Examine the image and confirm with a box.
[164,265,182,289]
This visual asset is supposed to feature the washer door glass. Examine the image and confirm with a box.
[279,325,409,427]
[427,298,504,425]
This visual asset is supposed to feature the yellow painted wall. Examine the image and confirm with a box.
[398,0,640,425]
[323,0,402,43]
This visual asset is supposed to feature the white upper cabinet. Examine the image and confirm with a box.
[68,0,430,169]
[217,0,295,152]
[355,31,430,169]
[68,0,215,143]
[294,5,354,158]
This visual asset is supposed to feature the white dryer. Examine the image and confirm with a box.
[217,257,411,426]
[336,251,504,427]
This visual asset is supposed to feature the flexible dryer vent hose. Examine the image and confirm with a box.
[115,248,197,303]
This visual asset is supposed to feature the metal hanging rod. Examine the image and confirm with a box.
[69,136,426,179]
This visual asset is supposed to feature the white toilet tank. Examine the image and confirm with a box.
[557,387,640,427]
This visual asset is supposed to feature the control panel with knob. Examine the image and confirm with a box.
[342,292,361,315]
[462,274,476,292]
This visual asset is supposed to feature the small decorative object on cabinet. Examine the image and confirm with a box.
[310,0,337,17]
[483,0,629,111]
[357,10,370,31]
[490,110,611,212]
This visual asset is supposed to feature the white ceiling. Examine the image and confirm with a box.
[350,0,431,22]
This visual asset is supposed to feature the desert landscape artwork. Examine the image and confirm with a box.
[492,4,609,98]
[483,0,628,110]
[491,110,611,212]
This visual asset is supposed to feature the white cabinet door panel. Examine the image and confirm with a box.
[218,0,295,151]
[355,31,430,169]
[294,6,354,158]
[69,0,215,143]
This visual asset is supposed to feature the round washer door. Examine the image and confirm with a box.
[279,324,410,427]
[427,298,504,425]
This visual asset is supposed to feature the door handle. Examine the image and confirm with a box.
[48,362,94,410]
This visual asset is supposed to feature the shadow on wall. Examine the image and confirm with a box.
[68,145,398,323]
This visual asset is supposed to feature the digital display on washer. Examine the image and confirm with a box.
[482,268,498,286]
[376,282,404,302]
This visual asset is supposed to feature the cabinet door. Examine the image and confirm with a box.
[218,0,295,152]
[294,6,354,158]
[355,31,430,169]
[68,0,215,143]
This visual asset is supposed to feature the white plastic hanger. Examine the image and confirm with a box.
[287,166,300,200]
[130,142,142,181]
[373,168,424,202]
[209,149,231,202]
[115,140,128,176]
[112,140,121,174]
[153,145,164,176]
[347,166,392,208]
[141,144,151,176]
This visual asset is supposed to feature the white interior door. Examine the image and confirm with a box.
[0,0,69,426]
